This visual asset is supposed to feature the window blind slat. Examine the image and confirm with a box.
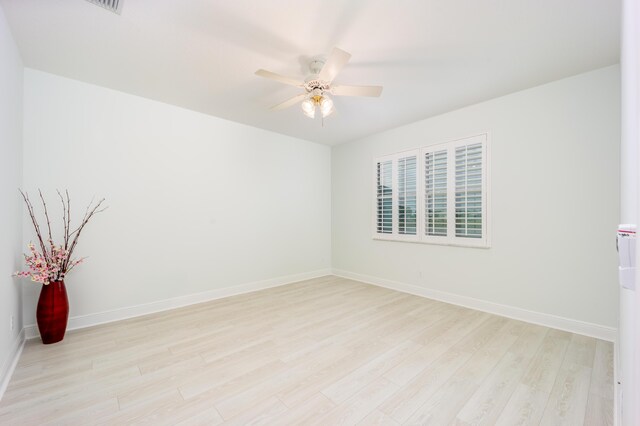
[398,155,417,235]
[455,143,483,238]
[425,149,448,236]
[376,160,393,234]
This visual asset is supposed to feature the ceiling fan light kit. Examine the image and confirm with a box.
[300,88,334,119]
[255,47,383,120]
[301,97,315,118]
[319,96,334,117]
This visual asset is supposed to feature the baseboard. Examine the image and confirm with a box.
[22,266,616,342]
[332,269,617,342]
[0,329,25,401]
[24,269,332,340]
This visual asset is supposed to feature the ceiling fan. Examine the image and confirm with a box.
[255,47,383,119]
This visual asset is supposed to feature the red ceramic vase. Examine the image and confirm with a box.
[36,280,69,344]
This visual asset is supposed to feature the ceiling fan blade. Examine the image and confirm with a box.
[318,47,352,82]
[255,69,303,87]
[331,84,383,97]
[270,93,307,110]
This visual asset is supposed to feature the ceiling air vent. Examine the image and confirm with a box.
[85,0,123,14]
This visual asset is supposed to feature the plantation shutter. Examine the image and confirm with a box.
[376,159,393,234]
[397,155,417,235]
[425,149,448,236]
[455,142,483,238]
[374,134,487,247]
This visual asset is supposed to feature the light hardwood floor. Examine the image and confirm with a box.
[0,276,613,425]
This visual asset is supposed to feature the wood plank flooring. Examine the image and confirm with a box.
[0,276,613,425]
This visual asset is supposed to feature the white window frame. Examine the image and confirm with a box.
[372,133,490,248]
[372,150,421,242]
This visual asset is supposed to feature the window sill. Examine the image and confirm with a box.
[372,235,491,249]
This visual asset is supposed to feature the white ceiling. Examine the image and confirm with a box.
[0,0,620,145]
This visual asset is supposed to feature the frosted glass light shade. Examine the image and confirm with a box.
[320,96,334,117]
[301,98,315,118]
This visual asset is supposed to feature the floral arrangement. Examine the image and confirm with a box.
[14,190,106,285]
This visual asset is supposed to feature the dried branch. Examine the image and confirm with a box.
[19,189,50,263]
[63,198,106,273]
[38,189,54,256]
[69,196,94,237]
[66,190,71,250]
[57,190,68,250]
[18,190,106,283]
[65,257,87,275]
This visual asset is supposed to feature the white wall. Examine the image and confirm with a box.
[21,69,331,327]
[16,62,620,337]
[332,65,620,329]
[0,5,23,394]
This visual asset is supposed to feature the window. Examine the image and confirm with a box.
[425,149,447,237]
[375,160,392,234]
[397,155,417,235]
[455,142,483,239]
[373,134,489,247]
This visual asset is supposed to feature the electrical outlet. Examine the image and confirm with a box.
[9,315,14,331]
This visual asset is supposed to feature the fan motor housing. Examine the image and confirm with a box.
[304,79,330,93]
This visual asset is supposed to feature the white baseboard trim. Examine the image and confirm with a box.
[614,335,621,426]
[24,269,332,340]
[332,269,617,342]
[0,329,26,402]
